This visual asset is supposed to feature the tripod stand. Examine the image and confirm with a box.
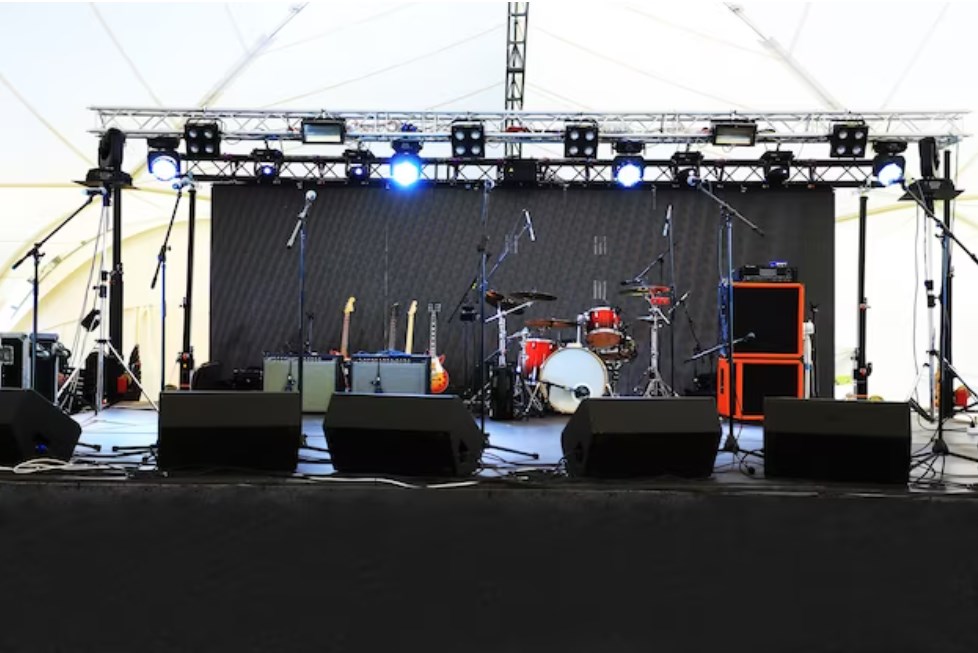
[64,186,156,417]
[637,305,673,397]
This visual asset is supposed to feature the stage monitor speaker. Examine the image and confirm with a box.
[561,397,721,478]
[157,391,302,472]
[763,398,911,485]
[323,393,484,477]
[349,354,430,395]
[731,283,804,357]
[0,389,81,465]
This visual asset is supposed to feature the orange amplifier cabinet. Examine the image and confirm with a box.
[718,357,804,421]
[732,282,804,359]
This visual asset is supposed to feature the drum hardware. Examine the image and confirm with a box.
[635,304,674,398]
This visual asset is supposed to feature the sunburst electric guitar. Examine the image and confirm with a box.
[427,302,449,394]
[404,300,418,354]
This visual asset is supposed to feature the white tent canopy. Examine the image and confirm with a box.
[1,1,976,402]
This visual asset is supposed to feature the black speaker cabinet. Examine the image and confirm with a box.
[731,283,804,357]
[0,389,81,465]
[349,354,430,394]
[157,391,302,472]
[561,397,721,478]
[763,398,911,485]
[323,393,484,477]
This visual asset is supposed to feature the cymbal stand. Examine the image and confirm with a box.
[637,303,674,397]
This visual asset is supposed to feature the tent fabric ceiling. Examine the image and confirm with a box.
[0,1,976,396]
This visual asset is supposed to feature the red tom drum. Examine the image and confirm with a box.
[521,338,558,378]
[585,307,623,348]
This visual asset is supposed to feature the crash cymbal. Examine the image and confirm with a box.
[619,285,671,297]
[485,290,507,307]
[510,290,557,302]
[525,317,577,329]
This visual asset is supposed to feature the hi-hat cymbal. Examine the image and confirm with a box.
[510,290,557,302]
[525,317,576,329]
[485,290,507,307]
[619,285,671,297]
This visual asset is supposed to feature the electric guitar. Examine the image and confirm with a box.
[340,296,355,361]
[428,302,449,394]
[386,302,400,351]
[405,300,418,354]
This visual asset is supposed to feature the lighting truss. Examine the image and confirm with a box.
[182,155,878,188]
[91,107,969,149]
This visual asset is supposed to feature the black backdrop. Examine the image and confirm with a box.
[211,184,835,395]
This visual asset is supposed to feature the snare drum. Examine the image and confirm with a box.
[520,338,558,378]
[585,306,623,348]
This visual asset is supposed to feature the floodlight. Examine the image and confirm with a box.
[391,153,422,187]
[450,121,485,158]
[711,121,757,147]
[564,121,599,158]
[612,157,644,188]
[829,122,868,158]
[301,119,346,144]
[184,121,221,159]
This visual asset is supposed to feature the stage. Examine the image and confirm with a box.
[0,406,977,652]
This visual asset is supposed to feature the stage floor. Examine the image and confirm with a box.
[69,401,978,492]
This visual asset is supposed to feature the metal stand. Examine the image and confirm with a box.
[853,193,871,398]
[901,174,978,469]
[695,182,765,454]
[82,188,157,417]
[286,190,318,402]
[638,305,673,397]
[150,184,184,394]
[12,192,99,392]
[178,180,197,390]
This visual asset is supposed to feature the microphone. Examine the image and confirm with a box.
[523,209,536,242]
[674,290,690,306]
[171,174,195,190]
[663,204,672,237]
[299,190,317,218]
[745,332,756,341]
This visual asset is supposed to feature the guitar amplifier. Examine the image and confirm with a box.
[263,355,342,413]
[350,354,430,395]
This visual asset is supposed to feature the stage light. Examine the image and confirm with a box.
[711,121,757,147]
[872,141,907,187]
[760,150,794,186]
[252,148,284,181]
[450,121,485,158]
[184,121,221,159]
[829,122,868,158]
[147,136,181,182]
[564,121,599,158]
[98,128,126,170]
[612,157,644,187]
[918,136,939,178]
[671,151,703,187]
[301,119,346,144]
[391,153,422,187]
[344,149,373,182]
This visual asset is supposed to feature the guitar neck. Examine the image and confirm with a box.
[340,314,351,359]
[429,313,438,353]
[387,315,397,350]
[405,317,416,354]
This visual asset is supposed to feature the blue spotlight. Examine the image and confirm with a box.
[148,151,180,182]
[613,157,644,188]
[391,153,422,188]
[872,141,907,187]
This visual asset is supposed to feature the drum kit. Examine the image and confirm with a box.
[482,282,677,418]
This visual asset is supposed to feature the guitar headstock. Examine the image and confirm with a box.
[428,302,442,314]
[344,296,356,314]
[407,300,418,317]
[389,302,400,317]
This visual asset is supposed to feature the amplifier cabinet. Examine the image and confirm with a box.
[349,354,430,395]
[718,357,804,421]
[731,282,804,358]
[262,355,342,413]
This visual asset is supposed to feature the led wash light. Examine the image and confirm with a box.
[613,157,644,187]
[391,153,422,187]
[872,141,907,187]
[147,136,181,182]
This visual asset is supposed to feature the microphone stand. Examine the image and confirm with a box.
[287,193,313,404]
[666,207,678,390]
[12,191,99,392]
[150,184,184,394]
[695,181,765,454]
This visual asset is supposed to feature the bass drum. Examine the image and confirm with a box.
[540,347,608,414]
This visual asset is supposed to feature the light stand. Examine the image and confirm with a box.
[853,192,871,398]
[695,182,765,454]
[900,177,978,469]
[286,190,318,403]
[150,183,185,394]
[12,192,99,393]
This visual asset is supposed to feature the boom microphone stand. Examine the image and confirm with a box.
[286,189,318,403]
[12,191,100,392]
[150,180,186,393]
[695,181,765,454]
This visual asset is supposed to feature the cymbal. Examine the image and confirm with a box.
[485,290,507,307]
[510,290,557,302]
[525,317,576,329]
[619,285,670,297]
